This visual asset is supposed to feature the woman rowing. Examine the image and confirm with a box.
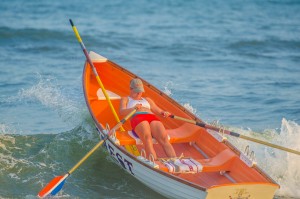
[119,78,176,160]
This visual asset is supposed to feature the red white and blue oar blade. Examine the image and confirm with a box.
[38,174,68,198]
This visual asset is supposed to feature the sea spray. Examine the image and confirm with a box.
[162,81,174,97]
[220,118,300,199]
[162,81,199,116]
[272,119,300,198]
[18,73,88,128]
[0,75,98,198]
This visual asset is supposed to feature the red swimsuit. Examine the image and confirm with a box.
[126,97,160,130]
[130,113,160,130]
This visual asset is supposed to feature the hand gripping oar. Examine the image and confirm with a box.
[169,114,300,156]
[37,108,137,198]
[69,19,125,131]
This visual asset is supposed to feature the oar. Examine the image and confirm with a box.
[69,19,125,131]
[70,19,139,156]
[37,108,137,198]
[170,114,300,156]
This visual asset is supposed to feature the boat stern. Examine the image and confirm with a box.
[206,183,279,199]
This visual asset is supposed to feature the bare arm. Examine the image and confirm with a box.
[146,97,170,117]
[119,97,141,116]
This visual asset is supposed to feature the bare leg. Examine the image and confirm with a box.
[134,121,157,159]
[150,121,176,158]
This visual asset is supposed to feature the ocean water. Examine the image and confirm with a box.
[0,0,300,198]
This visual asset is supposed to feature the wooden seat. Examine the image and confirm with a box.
[167,123,200,143]
[197,149,236,172]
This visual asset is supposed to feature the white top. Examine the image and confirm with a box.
[126,97,151,109]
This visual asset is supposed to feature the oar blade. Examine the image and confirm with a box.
[38,175,67,198]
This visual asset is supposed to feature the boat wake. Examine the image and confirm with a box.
[222,118,300,199]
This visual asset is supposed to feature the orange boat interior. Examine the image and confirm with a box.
[83,59,278,190]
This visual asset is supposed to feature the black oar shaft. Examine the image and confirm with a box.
[171,115,300,156]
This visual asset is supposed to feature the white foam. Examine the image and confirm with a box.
[0,123,16,135]
[182,103,197,115]
[162,81,174,96]
[8,173,20,180]
[162,81,199,115]
[272,118,300,198]
[18,74,87,127]
[0,124,16,152]
[223,118,300,198]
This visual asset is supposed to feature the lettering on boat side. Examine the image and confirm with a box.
[228,188,251,199]
[106,141,134,175]
[97,127,135,175]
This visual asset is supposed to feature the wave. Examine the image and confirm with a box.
[0,26,70,42]
[0,125,97,198]
[17,73,88,128]
[0,25,144,55]
[268,0,300,6]
[223,118,300,198]
[273,119,300,198]
[228,39,300,57]
[0,123,160,198]
[0,26,73,57]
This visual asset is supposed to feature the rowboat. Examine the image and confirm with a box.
[82,51,279,199]
[39,19,300,199]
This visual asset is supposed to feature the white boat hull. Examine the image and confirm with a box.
[98,126,207,199]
